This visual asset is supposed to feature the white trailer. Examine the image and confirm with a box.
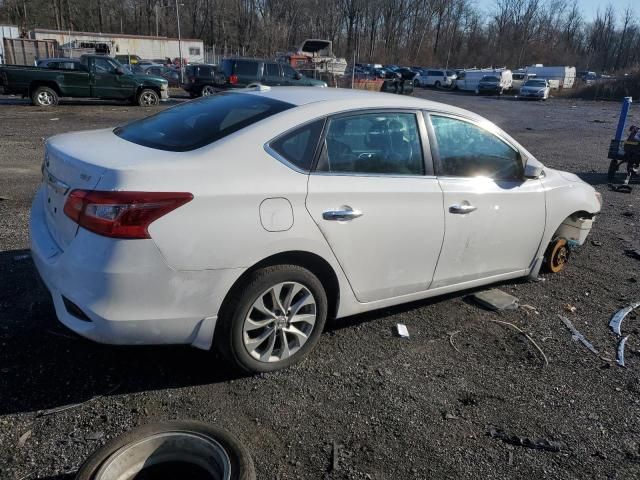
[0,25,20,64]
[455,69,513,92]
[524,65,576,89]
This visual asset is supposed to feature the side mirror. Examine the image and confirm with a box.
[294,72,302,80]
[115,67,125,75]
[524,162,544,179]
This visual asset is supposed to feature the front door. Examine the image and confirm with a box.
[306,111,445,303]
[426,113,546,288]
[90,57,133,99]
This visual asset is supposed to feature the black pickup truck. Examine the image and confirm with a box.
[0,55,169,107]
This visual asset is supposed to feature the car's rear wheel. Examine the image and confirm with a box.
[137,88,159,107]
[201,85,216,96]
[217,265,328,373]
[544,238,570,273]
[435,81,441,88]
[31,86,58,107]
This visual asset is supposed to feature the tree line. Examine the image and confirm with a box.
[1,0,638,71]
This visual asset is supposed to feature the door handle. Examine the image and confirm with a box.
[322,207,364,221]
[449,204,477,214]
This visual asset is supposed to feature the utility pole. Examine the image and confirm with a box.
[155,4,159,36]
[175,0,184,84]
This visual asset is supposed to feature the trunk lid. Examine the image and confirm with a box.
[42,135,107,251]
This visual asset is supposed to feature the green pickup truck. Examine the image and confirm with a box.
[0,55,169,107]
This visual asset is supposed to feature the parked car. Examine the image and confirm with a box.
[518,78,550,100]
[30,87,601,373]
[115,54,142,65]
[218,58,327,89]
[0,54,168,106]
[415,69,457,88]
[181,64,224,97]
[144,65,180,87]
[475,75,505,95]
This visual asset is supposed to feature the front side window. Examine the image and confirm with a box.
[317,112,424,175]
[115,93,293,152]
[429,115,522,180]
[282,65,298,79]
[270,119,324,172]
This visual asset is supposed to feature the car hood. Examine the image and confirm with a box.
[479,81,499,86]
[557,170,587,183]
[521,86,546,91]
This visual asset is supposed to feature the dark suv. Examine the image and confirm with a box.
[182,64,224,97]
[218,58,326,89]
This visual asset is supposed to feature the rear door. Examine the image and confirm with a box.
[425,113,545,287]
[306,110,445,303]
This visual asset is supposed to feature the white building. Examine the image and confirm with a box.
[29,29,204,63]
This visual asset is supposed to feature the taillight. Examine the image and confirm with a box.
[63,190,193,239]
[229,74,238,85]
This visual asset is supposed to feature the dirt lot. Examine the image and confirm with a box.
[0,89,639,480]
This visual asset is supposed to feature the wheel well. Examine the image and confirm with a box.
[219,251,341,320]
[30,81,60,96]
[137,85,160,96]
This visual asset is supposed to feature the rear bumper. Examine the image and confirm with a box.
[29,186,242,349]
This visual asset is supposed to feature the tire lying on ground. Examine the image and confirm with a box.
[75,420,256,480]
[31,86,59,107]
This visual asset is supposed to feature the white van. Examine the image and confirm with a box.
[455,69,513,92]
[524,65,576,89]
[415,69,457,88]
[512,72,536,91]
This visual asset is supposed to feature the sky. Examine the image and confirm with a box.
[475,0,628,23]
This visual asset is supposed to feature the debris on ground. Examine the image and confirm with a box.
[617,336,629,367]
[520,304,539,315]
[471,289,519,310]
[448,331,461,352]
[395,324,409,338]
[485,319,548,368]
[609,302,640,336]
[488,426,563,452]
[563,304,577,314]
[331,441,340,472]
[626,249,640,260]
[557,315,599,356]
[17,430,32,448]
[13,254,30,261]
[591,240,603,246]
[84,431,104,441]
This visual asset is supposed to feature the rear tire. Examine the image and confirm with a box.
[608,159,620,182]
[137,88,159,107]
[216,265,328,374]
[31,86,58,107]
[435,81,441,89]
[201,84,216,96]
[75,420,255,480]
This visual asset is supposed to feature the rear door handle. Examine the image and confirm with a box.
[322,207,363,221]
[449,204,477,214]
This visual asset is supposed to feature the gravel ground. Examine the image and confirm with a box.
[0,89,639,480]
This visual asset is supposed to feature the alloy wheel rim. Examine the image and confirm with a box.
[202,86,215,95]
[141,92,157,106]
[38,91,53,105]
[242,282,317,363]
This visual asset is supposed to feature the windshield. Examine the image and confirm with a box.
[114,93,294,152]
[525,80,546,87]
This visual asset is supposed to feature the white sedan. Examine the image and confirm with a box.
[31,87,601,373]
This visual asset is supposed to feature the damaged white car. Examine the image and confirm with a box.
[30,87,601,373]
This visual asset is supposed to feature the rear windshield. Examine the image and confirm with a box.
[114,93,294,152]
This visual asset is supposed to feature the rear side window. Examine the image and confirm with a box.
[114,93,294,152]
[235,60,259,76]
[265,63,280,77]
[270,119,324,172]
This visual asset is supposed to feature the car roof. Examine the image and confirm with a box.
[238,87,483,121]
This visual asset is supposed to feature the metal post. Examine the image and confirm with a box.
[351,49,355,89]
[155,5,159,36]
[175,0,184,84]
[615,97,633,143]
